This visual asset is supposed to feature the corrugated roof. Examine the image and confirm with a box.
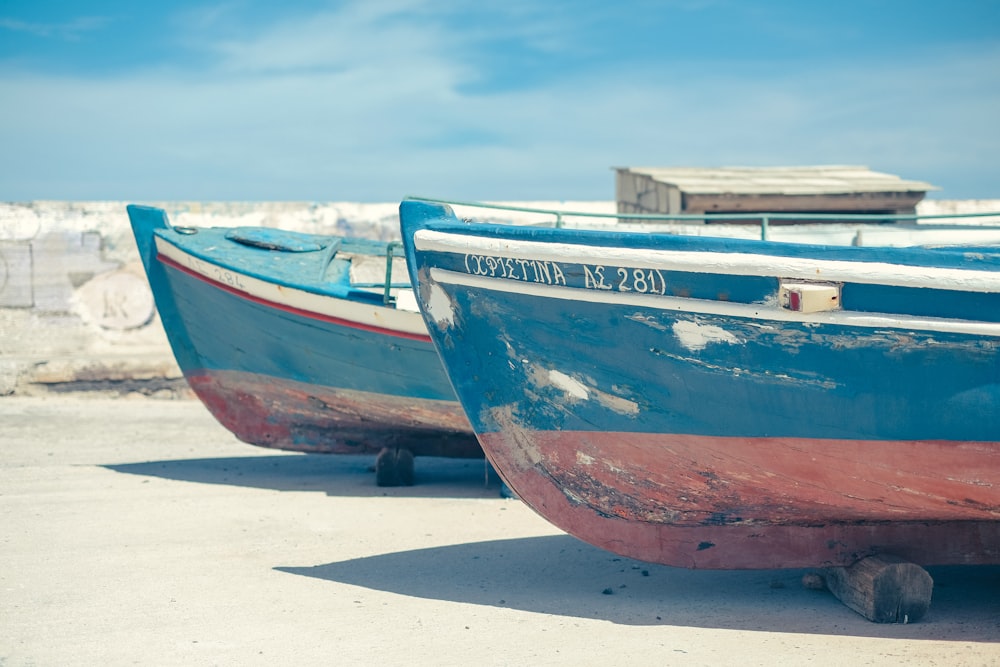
[620,166,937,195]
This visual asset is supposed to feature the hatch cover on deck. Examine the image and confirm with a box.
[224,227,328,252]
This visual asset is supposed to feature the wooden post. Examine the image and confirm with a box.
[823,554,933,623]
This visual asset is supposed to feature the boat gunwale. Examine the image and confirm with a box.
[155,237,431,341]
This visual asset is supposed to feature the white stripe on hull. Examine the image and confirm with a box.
[414,229,1000,293]
[156,236,428,336]
[429,267,1000,337]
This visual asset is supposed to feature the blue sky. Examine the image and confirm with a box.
[2,0,998,202]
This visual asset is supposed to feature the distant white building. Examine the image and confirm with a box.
[615,165,937,217]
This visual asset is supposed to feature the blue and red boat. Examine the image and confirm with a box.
[400,198,1000,568]
[127,204,480,485]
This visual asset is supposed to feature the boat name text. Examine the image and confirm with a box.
[180,254,247,291]
[462,253,668,294]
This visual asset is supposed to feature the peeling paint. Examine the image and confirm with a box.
[185,371,479,457]
[532,366,640,415]
[625,313,669,331]
[487,404,543,468]
[426,282,454,328]
[548,369,589,399]
[673,320,742,351]
[594,389,640,415]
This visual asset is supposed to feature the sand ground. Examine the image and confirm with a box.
[1,396,997,666]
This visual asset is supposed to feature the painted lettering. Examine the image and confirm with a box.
[584,265,612,290]
[550,262,566,286]
[533,260,550,284]
[103,291,129,319]
[462,254,569,286]
[460,254,686,293]
[515,258,531,280]
[212,267,245,289]
[616,267,630,292]
[614,267,666,295]
[183,256,245,290]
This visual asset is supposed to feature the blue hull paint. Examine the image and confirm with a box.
[399,200,1000,567]
[127,205,478,459]
[161,261,451,401]
[426,286,999,441]
[403,202,1000,442]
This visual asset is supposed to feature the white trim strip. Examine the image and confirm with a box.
[414,229,1000,293]
[156,236,429,336]
[429,267,1000,337]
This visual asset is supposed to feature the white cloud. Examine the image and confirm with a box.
[0,2,998,200]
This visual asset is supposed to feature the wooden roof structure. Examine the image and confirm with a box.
[615,166,937,217]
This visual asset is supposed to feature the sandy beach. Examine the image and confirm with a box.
[1,395,997,666]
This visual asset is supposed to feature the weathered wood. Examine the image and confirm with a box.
[615,166,934,216]
[375,446,415,487]
[823,555,933,623]
[682,192,922,215]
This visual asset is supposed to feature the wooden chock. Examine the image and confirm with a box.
[823,554,933,623]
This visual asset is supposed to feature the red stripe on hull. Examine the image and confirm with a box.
[188,370,481,459]
[158,252,432,342]
[480,428,1000,568]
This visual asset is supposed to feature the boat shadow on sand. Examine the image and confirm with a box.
[102,451,503,499]
[276,537,1000,638]
[105,453,999,637]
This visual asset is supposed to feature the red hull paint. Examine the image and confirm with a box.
[188,370,482,459]
[480,428,1000,568]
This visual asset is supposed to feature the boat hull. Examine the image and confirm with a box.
[128,205,479,459]
[186,369,478,456]
[400,200,1000,568]
[479,429,1000,568]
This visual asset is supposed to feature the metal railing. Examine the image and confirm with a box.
[404,195,1000,240]
[380,197,1000,304]
[384,241,403,306]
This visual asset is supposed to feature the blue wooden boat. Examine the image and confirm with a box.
[127,205,480,486]
[399,198,1000,568]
